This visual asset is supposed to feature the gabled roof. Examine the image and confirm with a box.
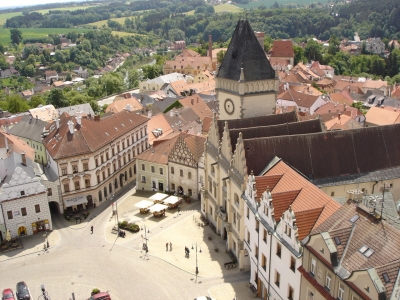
[243,123,400,179]
[136,135,180,165]
[217,110,298,138]
[311,203,400,277]
[366,106,400,125]
[0,129,35,160]
[329,92,353,106]
[44,110,148,159]
[262,160,340,240]
[106,97,143,114]
[8,115,48,143]
[217,19,275,81]
[278,89,321,108]
[270,40,294,58]
[179,94,213,121]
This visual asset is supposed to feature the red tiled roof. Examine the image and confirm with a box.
[270,40,294,58]
[254,175,282,196]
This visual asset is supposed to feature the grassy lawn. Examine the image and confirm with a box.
[111,31,146,37]
[0,5,98,26]
[0,28,89,44]
[88,17,130,27]
[186,4,243,15]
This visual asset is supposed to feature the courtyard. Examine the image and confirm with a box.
[0,187,253,300]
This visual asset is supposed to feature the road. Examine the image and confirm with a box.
[0,188,249,300]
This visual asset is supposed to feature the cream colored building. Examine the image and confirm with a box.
[300,202,400,300]
[44,110,148,214]
[136,132,206,199]
[139,73,185,93]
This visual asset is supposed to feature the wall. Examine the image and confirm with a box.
[136,160,168,192]
[168,162,198,199]
[23,137,48,165]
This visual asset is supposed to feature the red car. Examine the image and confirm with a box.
[2,289,15,300]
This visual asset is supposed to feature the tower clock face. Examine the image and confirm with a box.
[224,99,235,115]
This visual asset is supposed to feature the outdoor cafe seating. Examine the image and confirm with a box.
[162,195,181,209]
[150,203,169,218]
[149,192,168,204]
[134,200,154,214]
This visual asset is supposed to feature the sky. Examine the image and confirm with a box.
[1,0,85,9]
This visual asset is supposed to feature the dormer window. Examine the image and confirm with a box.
[20,191,25,196]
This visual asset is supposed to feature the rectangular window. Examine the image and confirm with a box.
[188,189,192,196]
[106,152,109,160]
[233,212,236,224]
[264,204,268,216]
[151,166,155,173]
[85,179,90,188]
[97,175,100,184]
[208,180,212,192]
[83,163,88,171]
[35,204,40,213]
[64,184,70,192]
[108,168,111,177]
[74,181,80,190]
[188,172,192,179]
[276,243,281,258]
[72,164,78,173]
[338,284,344,300]
[290,256,296,272]
[160,168,163,175]
[171,167,174,174]
[311,258,316,276]
[263,229,267,243]
[172,183,176,190]
[112,148,115,156]
[247,207,249,219]
[101,156,104,164]
[47,188,52,196]
[7,211,13,220]
[325,273,331,290]
[21,207,27,216]
[142,164,145,171]
[180,169,183,177]
[117,145,120,152]
[255,220,260,232]
[122,142,125,149]
[247,231,250,243]
[141,176,146,183]
[262,254,266,270]
[95,158,99,167]
[255,244,258,259]
[61,168,67,175]
[288,285,294,300]
[210,206,213,216]
[275,271,280,287]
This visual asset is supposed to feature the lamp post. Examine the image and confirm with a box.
[45,231,49,248]
[191,243,202,283]
[141,225,150,253]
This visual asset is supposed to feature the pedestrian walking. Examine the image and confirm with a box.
[166,242,168,251]
[169,242,172,251]
[91,226,93,234]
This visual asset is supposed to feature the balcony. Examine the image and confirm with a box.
[217,206,227,221]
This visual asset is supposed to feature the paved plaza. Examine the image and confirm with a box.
[0,187,253,300]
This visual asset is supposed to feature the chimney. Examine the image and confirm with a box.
[67,120,74,134]
[170,110,174,117]
[76,116,82,126]
[94,115,100,122]
[208,35,212,61]
[56,118,60,129]
[21,152,26,166]
[147,110,152,118]
[338,113,341,120]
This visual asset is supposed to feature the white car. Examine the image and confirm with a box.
[194,297,216,300]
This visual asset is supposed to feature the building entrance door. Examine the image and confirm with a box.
[158,182,164,191]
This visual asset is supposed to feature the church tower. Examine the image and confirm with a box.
[216,19,278,120]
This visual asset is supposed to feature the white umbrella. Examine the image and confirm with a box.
[6,230,11,241]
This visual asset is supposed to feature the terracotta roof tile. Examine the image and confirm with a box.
[366,106,400,125]
[254,175,282,196]
[270,190,301,222]
[270,40,294,58]
[278,89,321,108]
[105,97,142,114]
[295,207,324,241]
[136,135,179,164]
[179,94,213,121]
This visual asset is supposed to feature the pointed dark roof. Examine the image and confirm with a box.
[217,19,275,81]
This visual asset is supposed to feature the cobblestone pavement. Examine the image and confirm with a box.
[0,188,252,300]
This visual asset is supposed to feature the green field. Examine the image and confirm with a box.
[235,0,327,8]
[111,31,147,37]
[186,3,243,15]
[88,17,130,27]
[0,5,97,26]
[0,28,89,44]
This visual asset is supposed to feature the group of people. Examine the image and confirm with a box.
[185,246,190,258]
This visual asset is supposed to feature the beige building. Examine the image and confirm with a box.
[136,132,206,200]
[44,109,149,214]
[300,202,400,300]
[163,49,213,76]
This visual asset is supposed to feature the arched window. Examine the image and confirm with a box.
[109,183,112,194]
[98,190,103,202]
[104,186,108,198]
[129,168,132,178]
[124,171,127,181]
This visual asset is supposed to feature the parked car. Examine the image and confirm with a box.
[15,282,30,300]
[88,292,111,300]
[2,288,15,300]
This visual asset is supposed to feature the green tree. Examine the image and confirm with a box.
[217,50,226,64]
[47,89,69,108]
[10,28,22,44]
[128,69,140,88]
[30,95,45,108]
[7,94,29,113]
[304,39,323,62]
[26,54,35,65]
[142,64,163,80]
[66,73,72,81]
[100,73,124,95]
[328,34,340,55]
[168,29,185,41]
[0,56,9,70]
[22,64,35,77]
[293,45,305,65]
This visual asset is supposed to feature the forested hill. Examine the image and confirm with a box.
[3,0,400,42]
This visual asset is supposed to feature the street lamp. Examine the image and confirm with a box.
[191,243,202,283]
[45,231,49,248]
[141,225,150,253]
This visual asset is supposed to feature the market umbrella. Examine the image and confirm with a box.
[6,230,11,241]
